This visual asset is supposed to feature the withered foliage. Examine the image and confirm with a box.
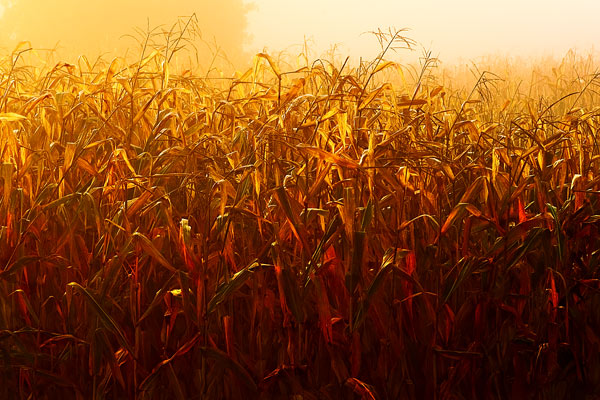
[1,29,600,399]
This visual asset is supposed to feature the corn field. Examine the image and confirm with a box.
[1,30,600,399]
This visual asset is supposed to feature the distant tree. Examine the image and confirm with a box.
[0,0,252,67]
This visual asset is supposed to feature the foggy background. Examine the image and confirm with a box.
[0,0,252,69]
[245,0,600,65]
[0,0,599,68]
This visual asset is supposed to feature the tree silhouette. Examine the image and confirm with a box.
[0,0,252,67]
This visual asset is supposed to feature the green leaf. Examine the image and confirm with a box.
[43,193,79,210]
[441,257,481,304]
[361,199,374,232]
[199,347,257,393]
[167,364,186,400]
[137,288,166,326]
[505,227,544,271]
[207,260,266,313]
[67,282,133,356]
[346,230,366,295]
[275,186,299,228]
[303,214,341,285]
[133,232,176,272]
[33,183,58,206]
[1,256,42,279]
[547,203,564,263]
[353,248,409,330]
[280,266,304,323]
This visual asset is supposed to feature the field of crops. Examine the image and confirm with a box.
[2,30,600,399]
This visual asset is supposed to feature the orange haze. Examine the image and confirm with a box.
[0,0,252,68]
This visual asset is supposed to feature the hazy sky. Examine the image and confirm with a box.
[246,0,600,64]
[0,0,251,67]
[0,0,598,66]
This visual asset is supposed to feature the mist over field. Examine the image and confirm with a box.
[0,0,252,67]
[1,0,599,69]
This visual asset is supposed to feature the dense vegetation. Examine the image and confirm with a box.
[1,30,600,399]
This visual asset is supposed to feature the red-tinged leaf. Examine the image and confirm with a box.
[345,377,378,400]
[274,264,291,328]
[12,289,33,325]
[262,364,306,383]
[498,303,524,326]
[518,197,527,223]
[263,289,276,322]
[441,304,455,344]
[314,277,333,343]
[223,316,236,360]
[464,204,482,218]
[548,271,558,321]
[441,203,466,234]
[433,346,482,359]
[324,245,337,262]
[402,250,417,320]
[442,203,485,234]
[341,186,356,239]
[579,279,600,287]
[459,176,484,203]
[178,218,194,271]
[274,186,311,255]
[126,189,153,219]
[404,251,416,276]
[474,303,483,340]
[140,332,205,391]
[572,174,586,209]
